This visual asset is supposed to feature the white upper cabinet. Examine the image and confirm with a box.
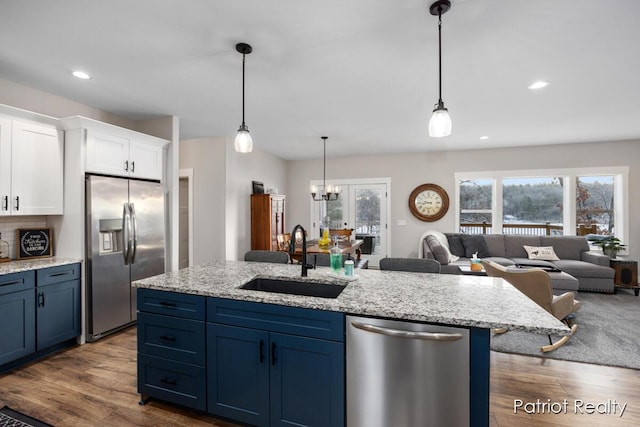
[64,117,167,181]
[0,117,63,216]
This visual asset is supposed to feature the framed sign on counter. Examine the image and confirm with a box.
[17,228,53,259]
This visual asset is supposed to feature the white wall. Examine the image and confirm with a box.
[286,140,640,260]
[179,137,227,265]
[225,141,288,261]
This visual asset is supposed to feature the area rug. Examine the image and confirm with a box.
[490,290,640,370]
[0,406,53,427]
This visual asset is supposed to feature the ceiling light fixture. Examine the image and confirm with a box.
[310,136,341,201]
[528,80,549,90]
[72,70,91,80]
[428,0,452,138]
[480,136,489,140]
[234,43,253,153]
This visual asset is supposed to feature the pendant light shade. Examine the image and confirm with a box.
[235,43,253,153]
[429,0,452,138]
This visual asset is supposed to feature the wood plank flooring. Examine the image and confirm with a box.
[1,326,639,426]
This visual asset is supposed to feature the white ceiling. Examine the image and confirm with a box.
[1,0,639,160]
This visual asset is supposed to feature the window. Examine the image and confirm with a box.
[455,167,628,243]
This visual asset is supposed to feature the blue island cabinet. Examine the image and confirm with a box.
[207,298,345,427]
[0,271,36,366]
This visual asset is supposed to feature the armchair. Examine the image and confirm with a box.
[482,260,581,352]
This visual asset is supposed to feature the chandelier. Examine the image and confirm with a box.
[310,136,341,201]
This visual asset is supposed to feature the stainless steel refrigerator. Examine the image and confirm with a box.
[85,174,165,342]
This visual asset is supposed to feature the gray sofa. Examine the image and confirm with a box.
[420,232,615,293]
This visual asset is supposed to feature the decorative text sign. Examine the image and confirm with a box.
[17,228,53,259]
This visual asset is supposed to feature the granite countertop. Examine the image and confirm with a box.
[0,257,82,275]
[133,260,570,335]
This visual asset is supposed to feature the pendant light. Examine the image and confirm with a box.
[428,0,452,138]
[235,42,253,153]
[310,137,341,201]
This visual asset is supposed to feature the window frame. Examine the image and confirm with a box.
[454,167,629,246]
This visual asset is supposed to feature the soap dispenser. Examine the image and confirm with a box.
[330,239,342,274]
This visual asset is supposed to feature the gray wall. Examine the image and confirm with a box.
[286,140,640,260]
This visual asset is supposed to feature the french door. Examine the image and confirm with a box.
[310,179,389,267]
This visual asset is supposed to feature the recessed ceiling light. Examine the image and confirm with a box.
[480,136,489,140]
[72,70,91,80]
[528,81,549,90]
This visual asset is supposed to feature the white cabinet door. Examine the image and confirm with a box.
[130,140,163,180]
[86,130,130,177]
[0,117,11,216]
[11,120,64,215]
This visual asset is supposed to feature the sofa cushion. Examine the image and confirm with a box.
[483,235,506,257]
[523,245,560,261]
[504,235,541,258]
[510,257,559,270]
[483,257,515,267]
[551,259,615,279]
[540,236,589,260]
[460,234,490,258]
[445,233,466,257]
[426,235,451,265]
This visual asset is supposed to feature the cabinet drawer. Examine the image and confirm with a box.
[137,288,205,320]
[138,312,205,366]
[208,298,344,342]
[138,353,206,412]
[36,263,80,287]
[0,271,35,295]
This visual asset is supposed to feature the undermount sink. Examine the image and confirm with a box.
[240,277,346,299]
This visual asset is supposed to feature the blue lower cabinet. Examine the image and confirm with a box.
[270,332,344,427]
[0,288,36,365]
[36,279,81,350]
[207,323,270,426]
[138,353,206,411]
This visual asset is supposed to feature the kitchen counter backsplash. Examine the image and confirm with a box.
[133,260,569,336]
[0,257,82,275]
[0,216,48,260]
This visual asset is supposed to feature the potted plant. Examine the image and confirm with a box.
[590,237,627,259]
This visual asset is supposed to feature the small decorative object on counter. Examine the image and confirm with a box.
[0,232,9,262]
[330,241,342,274]
[344,259,354,277]
[470,252,482,271]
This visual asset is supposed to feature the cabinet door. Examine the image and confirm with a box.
[0,289,36,365]
[10,120,63,215]
[270,333,345,427]
[86,130,130,177]
[0,117,10,216]
[207,323,270,426]
[36,280,81,350]
[129,140,163,180]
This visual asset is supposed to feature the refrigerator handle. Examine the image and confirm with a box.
[122,203,131,265]
[130,203,138,264]
[350,321,464,341]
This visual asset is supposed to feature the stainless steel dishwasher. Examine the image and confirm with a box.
[346,315,470,427]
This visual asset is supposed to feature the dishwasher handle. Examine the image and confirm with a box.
[351,321,464,342]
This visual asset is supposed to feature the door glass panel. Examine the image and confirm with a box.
[354,188,382,255]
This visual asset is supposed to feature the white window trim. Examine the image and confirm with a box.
[454,167,629,250]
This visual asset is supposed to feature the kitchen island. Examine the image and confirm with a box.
[133,260,569,427]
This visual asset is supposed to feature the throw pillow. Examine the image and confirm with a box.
[460,235,490,258]
[523,245,560,261]
[445,233,466,257]
[426,235,450,265]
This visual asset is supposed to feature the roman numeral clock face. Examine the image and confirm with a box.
[408,183,450,222]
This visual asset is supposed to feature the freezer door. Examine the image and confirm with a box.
[86,175,132,339]
[129,179,165,320]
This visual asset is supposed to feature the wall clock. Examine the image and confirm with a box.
[408,183,449,222]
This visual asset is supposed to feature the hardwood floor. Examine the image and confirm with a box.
[1,326,639,426]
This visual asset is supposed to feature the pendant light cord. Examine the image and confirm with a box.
[322,137,327,191]
[438,10,443,104]
[242,53,246,125]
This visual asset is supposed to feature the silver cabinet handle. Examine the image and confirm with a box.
[351,321,463,341]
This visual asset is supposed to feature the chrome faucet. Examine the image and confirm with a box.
[290,224,313,277]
